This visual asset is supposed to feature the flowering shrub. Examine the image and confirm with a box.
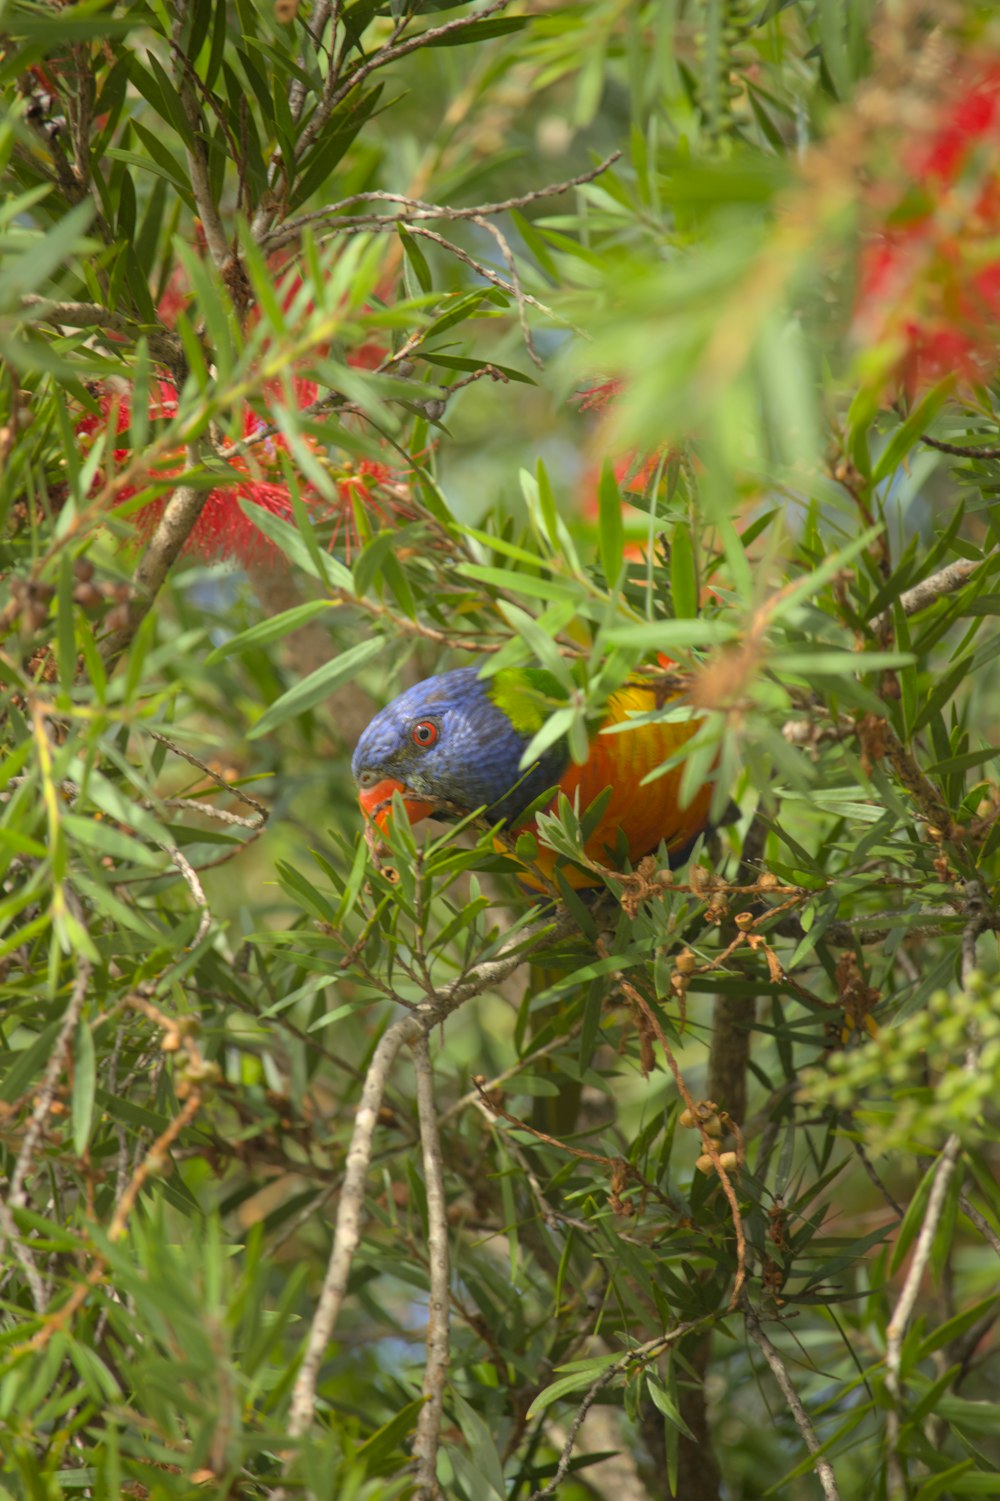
[75,375,323,565]
[855,63,1000,396]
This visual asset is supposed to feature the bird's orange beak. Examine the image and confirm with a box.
[358,777,438,831]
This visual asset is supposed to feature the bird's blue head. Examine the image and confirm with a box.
[351,667,566,830]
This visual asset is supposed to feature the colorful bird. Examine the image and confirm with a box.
[352,666,716,885]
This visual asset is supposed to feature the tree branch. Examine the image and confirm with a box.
[172,10,230,267]
[869,553,996,632]
[280,910,574,1466]
[744,1307,842,1501]
[411,1034,450,1501]
[261,153,622,253]
[526,1324,703,1501]
[100,454,208,667]
[884,904,984,1496]
[922,433,1000,459]
[250,0,517,243]
[8,957,93,1212]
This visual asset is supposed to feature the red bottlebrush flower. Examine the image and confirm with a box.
[576,377,626,413]
[575,379,672,561]
[75,376,324,566]
[329,458,415,561]
[854,62,1000,398]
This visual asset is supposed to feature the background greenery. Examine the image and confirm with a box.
[1,1,999,1498]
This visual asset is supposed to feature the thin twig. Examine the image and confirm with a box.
[285,1013,421,1446]
[849,1131,904,1219]
[623,980,747,1304]
[869,553,995,632]
[146,727,269,821]
[884,1131,962,1497]
[922,433,1000,459]
[172,9,230,266]
[411,1034,450,1501]
[473,1098,594,1234]
[744,1307,842,1501]
[957,1194,1000,1258]
[8,959,93,1210]
[884,905,984,1496]
[289,0,334,125]
[439,1034,576,1124]
[262,153,622,252]
[473,213,541,367]
[280,912,573,1461]
[162,841,212,948]
[0,1196,47,1312]
[526,1324,703,1501]
[250,0,516,242]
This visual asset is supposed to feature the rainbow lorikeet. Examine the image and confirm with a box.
[351,667,714,884]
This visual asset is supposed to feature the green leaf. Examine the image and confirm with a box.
[71,1021,96,1157]
[238,500,353,591]
[205,601,334,663]
[597,460,624,583]
[398,224,433,293]
[670,520,697,618]
[527,1353,621,1418]
[248,638,385,738]
[422,15,527,45]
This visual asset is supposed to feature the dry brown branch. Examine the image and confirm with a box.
[100,456,208,666]
[280,911,574,1461]
[884,905,984,1495]
[250,0,516,243]
[411,1034,450,1501]
[263,152,622,252]
[884,1131,962,1497]
[957,1194,1000,1258]
[285,1013,421,1445]
[744,1308,842,1501]
[870,553,996,632]
[162,841,212,948]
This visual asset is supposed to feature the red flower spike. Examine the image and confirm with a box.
[855,61,1000,399]
[75,376,325,566]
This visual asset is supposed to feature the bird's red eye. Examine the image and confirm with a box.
[412,720,438,747]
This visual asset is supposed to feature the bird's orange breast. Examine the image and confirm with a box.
[512,684,714,888]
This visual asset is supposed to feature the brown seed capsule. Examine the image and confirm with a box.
[674,949,697,975]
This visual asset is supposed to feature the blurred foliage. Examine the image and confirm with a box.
[1,2,1000,1499]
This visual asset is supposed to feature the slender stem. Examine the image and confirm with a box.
[411,1034,450,1501]
[744,1308,842,1501]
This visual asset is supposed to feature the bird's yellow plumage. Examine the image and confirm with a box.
[512,683,713,887]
